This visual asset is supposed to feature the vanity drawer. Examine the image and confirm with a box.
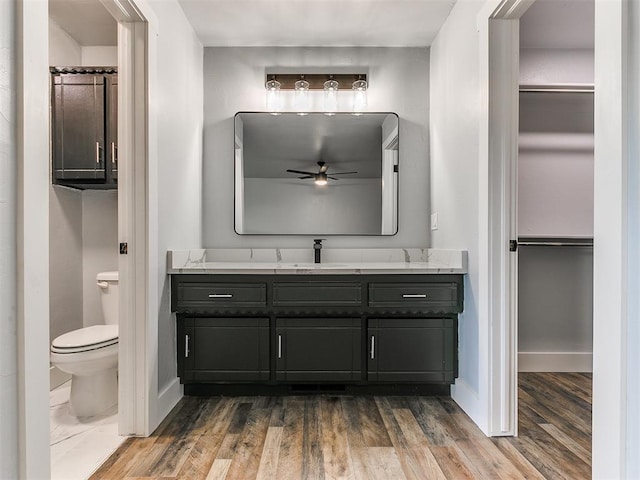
[273,282,362,306]
[368,282,459,309]
[176,283,266,308]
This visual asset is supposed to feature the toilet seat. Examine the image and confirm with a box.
[51,325,119,354]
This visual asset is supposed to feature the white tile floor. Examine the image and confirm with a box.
[50,382,126,480]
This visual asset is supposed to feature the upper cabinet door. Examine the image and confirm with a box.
[52,73,106,180]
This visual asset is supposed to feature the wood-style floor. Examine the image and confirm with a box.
[90,373,592,479]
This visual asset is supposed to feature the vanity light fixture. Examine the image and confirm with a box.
[352,75,368,113]
[294,76,310,114]
[265,75,281,113]
[264,73,367,114]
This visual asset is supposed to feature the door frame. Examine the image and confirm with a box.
[99,0,156,436]
[478,0,533,437]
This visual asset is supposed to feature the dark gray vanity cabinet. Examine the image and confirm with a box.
[367,318,456,383]
[275,318,361,382]
[51,68,118,189]
[178,317,270,383]
[171,274,463,392]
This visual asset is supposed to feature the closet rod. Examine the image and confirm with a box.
[519,84,594,94]
[518,241,593,247]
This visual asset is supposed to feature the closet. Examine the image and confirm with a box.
[517,85,594,372]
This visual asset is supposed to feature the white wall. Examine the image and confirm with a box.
[82,191,118,326]
[429,0,486,430]
[0,0,18,476]
[243,178,381,235]
[520,48,594,85]
[49,186,83,341]
[81,46,117,66]
[147,0,203,399]
[203,47,430,248]
[49,20,82,66]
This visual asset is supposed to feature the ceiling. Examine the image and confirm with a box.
[48,0,456,48]
[178,0,456,47]
[49,0,117,46]
[520,0,594,49]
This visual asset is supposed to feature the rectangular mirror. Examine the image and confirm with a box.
[234,112,399,235]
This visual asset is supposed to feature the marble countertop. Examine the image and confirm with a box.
[167,248,468,275]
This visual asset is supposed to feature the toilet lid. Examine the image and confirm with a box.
[52,325,118,350]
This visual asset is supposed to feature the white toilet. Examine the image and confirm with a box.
[51,271,119,417]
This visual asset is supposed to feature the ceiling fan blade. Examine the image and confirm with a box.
[327,176,340,180]
[287,169,316,175]
[329,171,358,175]
[298,176,314,179]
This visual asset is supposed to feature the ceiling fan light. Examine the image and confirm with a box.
[315,173,328,186]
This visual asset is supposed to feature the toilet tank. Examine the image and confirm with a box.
[96,271,119,325]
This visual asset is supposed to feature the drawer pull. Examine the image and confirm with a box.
[370,335,375,360]
[278,335,282,359]
[96,141,101,164]
[208,294,233,298]
[402,294,427,298]
[185,334,190,358]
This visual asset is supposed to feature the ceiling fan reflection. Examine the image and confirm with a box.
[286,161,358,186]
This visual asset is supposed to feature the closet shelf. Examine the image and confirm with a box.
[517,237,593,247]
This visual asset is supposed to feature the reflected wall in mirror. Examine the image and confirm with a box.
[235,112,399,235]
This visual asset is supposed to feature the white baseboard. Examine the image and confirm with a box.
[155,377,183,432]
[518,352,593,372]
[50,365,71,390]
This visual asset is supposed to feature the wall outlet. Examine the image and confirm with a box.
[431,213,438,231]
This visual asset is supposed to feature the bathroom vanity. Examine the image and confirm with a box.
[169,249,466,394]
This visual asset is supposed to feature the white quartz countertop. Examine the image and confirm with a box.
[167,248,468,275]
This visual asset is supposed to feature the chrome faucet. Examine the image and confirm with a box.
[313,239,324,264]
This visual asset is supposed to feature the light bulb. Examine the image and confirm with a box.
[294,78,310,114]
[352,78,367,113]
[323,78,339,114]
[265,77,281,113]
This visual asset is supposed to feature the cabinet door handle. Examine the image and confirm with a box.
[278,335,282,359]
[402,294,427,298]
[370,335,375,359]
[208,294,233,298]
[111,142,117,165]
[185,334,190,358]
[96,141,101,164]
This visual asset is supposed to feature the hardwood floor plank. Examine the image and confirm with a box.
[363,447,408,480]
[429,445,480,479]
[490,438,547,480]
[539,423,591,466]
[320,396,355,480]
[224,407,271,480]
[301,396,325,480]
[274,397,305,480]
[356,396,393,447]
[339,397,373,480]
[205,459,232,480]
[457,438,527,480]
[255,426,283,480]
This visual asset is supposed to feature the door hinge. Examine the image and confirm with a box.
[509,239,518,252]
[119,242,128,254]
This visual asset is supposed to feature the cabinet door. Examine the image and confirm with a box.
[106,75,118,182]
[368,318,456,383]
[52,74,106,180]
[179,317,269,383]
[276,318,361,382]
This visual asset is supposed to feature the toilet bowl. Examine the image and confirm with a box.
[51,271,119,417]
